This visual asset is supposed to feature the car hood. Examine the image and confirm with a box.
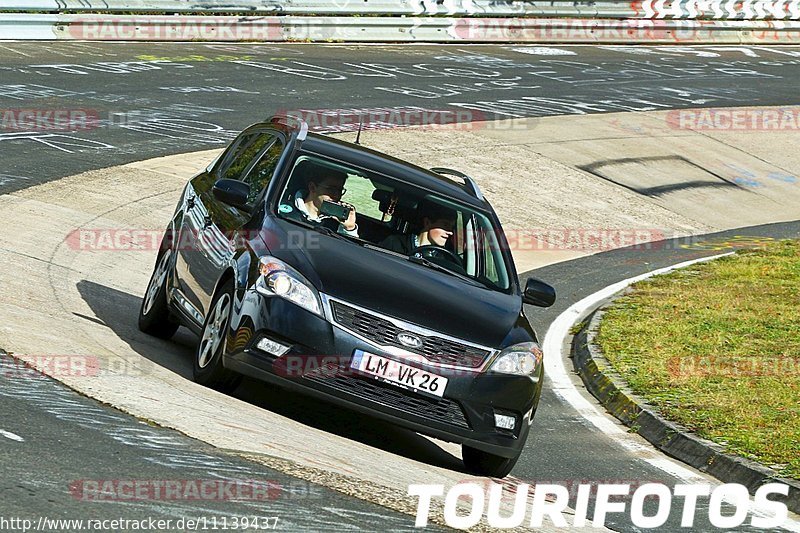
[265,220,521,348]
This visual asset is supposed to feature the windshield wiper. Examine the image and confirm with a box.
[313,224,346,239]
[407,255,481,286]
[286,217,357,243]
[311,223,365,245]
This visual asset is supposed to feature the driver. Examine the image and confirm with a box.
[380,200,457,256]
[293,169,359,237]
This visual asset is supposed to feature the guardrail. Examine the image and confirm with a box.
[2,1,800,41]
[3,14,800,43]
[2,1,800,19]
[0,1,640,18]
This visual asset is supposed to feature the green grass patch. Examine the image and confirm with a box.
[597,240,800,479]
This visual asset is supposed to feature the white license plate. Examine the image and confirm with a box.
[351,350,448,398]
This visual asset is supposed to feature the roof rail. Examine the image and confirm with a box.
[430,167,484,201]
[267,114,309,140]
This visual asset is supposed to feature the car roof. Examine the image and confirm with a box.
[256,121,490,210]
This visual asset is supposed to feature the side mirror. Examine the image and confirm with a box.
[212,179,251,210]
[523,278,556,308]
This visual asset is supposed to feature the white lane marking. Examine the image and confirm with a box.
[543,253,732,470]
[0,429,24,442]
[542,253,800,531]
[509,46,577,56]
[0,45,31,57]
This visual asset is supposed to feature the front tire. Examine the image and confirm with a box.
[138,248,179,339]
[462,445,521,478]
[192,280,242,393]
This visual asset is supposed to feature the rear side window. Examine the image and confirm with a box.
[243,138,284,202]
[341,173,384,220]
[219,132,274,182]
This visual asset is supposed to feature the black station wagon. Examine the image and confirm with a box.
[139,116,555,477]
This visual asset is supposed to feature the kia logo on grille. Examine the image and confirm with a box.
[396,331,423,349]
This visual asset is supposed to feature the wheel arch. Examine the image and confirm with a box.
[213,267,237,301]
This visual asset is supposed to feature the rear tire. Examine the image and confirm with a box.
[192,280,242,393]
[138,248,179,339]
[462,445,520,478]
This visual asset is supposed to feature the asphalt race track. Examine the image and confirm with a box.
[2,43,800,532]
[0,351,442,532]
[3,42,800,192]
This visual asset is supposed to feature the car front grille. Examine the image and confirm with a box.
[331,301,490,369]
[301,360,471,429]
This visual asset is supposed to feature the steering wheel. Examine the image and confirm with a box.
[410,245,464,269]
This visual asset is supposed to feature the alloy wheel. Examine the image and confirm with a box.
[142,249,171,316]
[198,293,231,369]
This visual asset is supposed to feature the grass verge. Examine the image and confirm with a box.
[596,240,800,480]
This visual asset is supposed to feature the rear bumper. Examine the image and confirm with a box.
[224,291,542,458]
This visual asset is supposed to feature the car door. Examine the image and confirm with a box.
[175,128,285,322]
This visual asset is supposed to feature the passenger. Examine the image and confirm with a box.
[293,169,359,237]
[380,200,457,256]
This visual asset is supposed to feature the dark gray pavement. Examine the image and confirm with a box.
[2,42,800,192]
[0,351,443,532]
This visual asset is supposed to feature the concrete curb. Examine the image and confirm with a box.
[571,304,800,515]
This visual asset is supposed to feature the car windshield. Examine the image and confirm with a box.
[276,154,511,291]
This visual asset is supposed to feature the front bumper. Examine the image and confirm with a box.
[224,290,542,458]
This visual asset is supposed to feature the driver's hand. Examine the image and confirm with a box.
[341,202,357,231]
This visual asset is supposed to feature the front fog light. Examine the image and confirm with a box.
[494,413,516,431]
[256,337,290,357]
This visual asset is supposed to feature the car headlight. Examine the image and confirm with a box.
[255,256,322,317]
[488,342,543,377]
